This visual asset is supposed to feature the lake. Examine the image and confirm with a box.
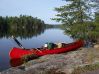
[0,28,73,71]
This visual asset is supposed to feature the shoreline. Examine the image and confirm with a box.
[1,46,99,74]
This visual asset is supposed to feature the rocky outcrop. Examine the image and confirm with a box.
[1,47,99,74]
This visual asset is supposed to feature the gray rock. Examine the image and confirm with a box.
[1,47,99,74]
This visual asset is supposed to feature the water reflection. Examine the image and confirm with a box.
[0,23,61,39]
[0,25,46,39]
[0,26,73,71]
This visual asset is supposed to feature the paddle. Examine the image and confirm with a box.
[11,36,42,52]
[11,36,25,49]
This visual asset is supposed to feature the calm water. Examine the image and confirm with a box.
[0,28,73,71]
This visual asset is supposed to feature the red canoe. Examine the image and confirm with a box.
[9,40,84,59]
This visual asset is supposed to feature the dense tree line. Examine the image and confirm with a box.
[0,15,46,38]
[46,24,61,29]
[53,0,99,42]
[0,15,45,30]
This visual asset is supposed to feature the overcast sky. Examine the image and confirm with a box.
[0,0,65,24]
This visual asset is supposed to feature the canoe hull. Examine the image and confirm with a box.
[9,40,84,59]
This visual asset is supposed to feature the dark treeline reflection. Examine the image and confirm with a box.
[0,15,61,39]
[0,15,46,39]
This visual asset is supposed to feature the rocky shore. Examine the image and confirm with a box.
[1,46,99,74]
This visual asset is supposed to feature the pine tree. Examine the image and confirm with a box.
[54,0,98,40]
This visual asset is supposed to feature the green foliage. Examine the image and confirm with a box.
[0,15,46,38]
[93,12,99,38]
[54,0,93,24]
[53,0,98,40]
[3,15,45,28]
